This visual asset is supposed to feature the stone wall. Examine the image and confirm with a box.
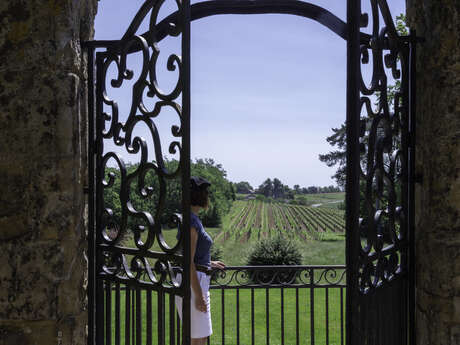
[406,0,460,344]
[0,1,97,344]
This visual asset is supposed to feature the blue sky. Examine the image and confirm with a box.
[95,0,406,189]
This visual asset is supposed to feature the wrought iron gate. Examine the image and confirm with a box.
[86,1,192,344]
[85,1,418,344]
[346,1,417,344]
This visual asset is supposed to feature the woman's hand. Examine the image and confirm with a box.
[211,260,226,270]
[195,293,208,313]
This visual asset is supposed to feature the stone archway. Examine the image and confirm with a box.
[1,0,460,344]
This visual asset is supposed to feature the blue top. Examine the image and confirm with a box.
[177,212,213,268]
[191,212,213,267]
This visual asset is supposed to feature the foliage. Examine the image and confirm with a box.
[318,123,347,188]
[289,196,314,206]
[255,194,266,202]
[234,181,253,194]
[246,235,302,266]
[102,158,235,232]
[246,235,303,283]
[337,201,346,210]
[255,177,340,199]
[318,14,408,211]
[210,245,223,262]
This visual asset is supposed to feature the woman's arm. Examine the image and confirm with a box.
[211,260,225,269]
[190,226,207,312]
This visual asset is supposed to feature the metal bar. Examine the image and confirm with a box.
[310,283,315,345]
[95,52,105,345]
[181,0,192,343]
[158,291,165,345]
[86,44,96,345]
[383,289,388,345]
[340,287,344,345]
[125,286,130,345]
[345,0,362,344]
[106,281,112,345]
[136,288,141,345]
[326,287,329,345]
[266,288,270,345]
[408,28,417,345]
[222,289,225,345]
[251,288,255,345]
[85,1,373,51]
[296,287,299,345]
[281,288,285,345]
[169,293,175,345]
[147,289,152,345]
[132,289,135,345]
[176,306,181,345]
[127,0,374,52]
[236,289,240,345]
[115,283,120,345]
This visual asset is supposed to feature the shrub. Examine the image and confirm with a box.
[210,245,223,262]
[246,235,302,284]
[255,194,266,202]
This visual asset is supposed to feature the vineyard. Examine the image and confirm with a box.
[218,200,346,243]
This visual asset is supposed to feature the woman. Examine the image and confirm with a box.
[175,176,225,345]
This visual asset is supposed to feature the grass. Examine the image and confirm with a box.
[295,192,345,203]
[118,210,345,267]
[107,285,346,345]
[216,236,345,266]
[111,195,347,344]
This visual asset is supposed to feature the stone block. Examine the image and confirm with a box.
[0,320,56,345]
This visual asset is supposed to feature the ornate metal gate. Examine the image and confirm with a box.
[85,1,192,344]
[346,1,417,344]
[85,0,418,344]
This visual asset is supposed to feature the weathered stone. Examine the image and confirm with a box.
[0,320,56,345]
[0,0,96,344]
[407,0,460,342]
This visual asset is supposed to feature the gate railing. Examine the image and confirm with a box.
[104,265,346,345]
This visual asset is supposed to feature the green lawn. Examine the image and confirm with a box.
[113,203,346,345]
[107,285,345,345]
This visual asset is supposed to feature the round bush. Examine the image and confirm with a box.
[246,235,302,284]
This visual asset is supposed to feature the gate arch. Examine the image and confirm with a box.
[84,1,418,344]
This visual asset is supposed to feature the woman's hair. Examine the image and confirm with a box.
[191,186,209,207]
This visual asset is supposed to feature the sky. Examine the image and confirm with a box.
[94,0,406,189]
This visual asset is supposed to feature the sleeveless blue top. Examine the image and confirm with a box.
[177,212,213,268]
[191,212,213,267]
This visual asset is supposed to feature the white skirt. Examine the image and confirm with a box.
[175,271,213,339]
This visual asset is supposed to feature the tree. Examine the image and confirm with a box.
[235,181,253,194]
[102,157,235,234]
[273,178,284,199]
[318,14,407,191]
[307,186,319,194]
[293,184,301,194]
[257,178,273,198]
[318,123,347,188]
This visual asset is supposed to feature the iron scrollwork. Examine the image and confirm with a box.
[209,266,346,288]
[357,0,410,293]
[96,0,187,291]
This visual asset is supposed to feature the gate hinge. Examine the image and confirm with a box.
[83,186,90,194]
[414,173,423,184]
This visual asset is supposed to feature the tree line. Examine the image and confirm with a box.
[103,158,235,230]
[234,179,342,199]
